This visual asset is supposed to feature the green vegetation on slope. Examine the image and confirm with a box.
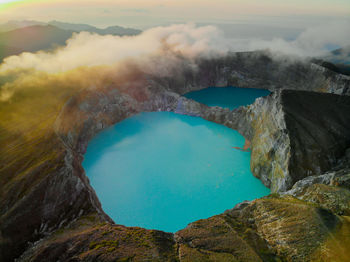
[0,66,114,207]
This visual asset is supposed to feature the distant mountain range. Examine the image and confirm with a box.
[316,45,350,76]
[0,20,142,62]
[48,20,141,36]
[0,20,141,35]
[0,20,47,32]
[327,45,350,64]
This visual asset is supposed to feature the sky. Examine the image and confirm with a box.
[0,0,349,29]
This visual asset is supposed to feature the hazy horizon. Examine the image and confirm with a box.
[0,0,349,30]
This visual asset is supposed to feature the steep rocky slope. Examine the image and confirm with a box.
[1,52,350,261]
[157,52,350,96]
[242,90,350,192]
[175,194,350,262]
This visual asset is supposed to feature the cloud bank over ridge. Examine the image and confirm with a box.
[0,21,349,101]
[1,21,350,74]
[0,24,228,73]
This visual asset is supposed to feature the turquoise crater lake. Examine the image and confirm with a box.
[83,110,270,233]
[184,86,270,109]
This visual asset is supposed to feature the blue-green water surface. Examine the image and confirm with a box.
[83,112,270,232]
[184,86,270,109]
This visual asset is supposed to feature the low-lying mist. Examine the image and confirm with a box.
[0,21,349,101]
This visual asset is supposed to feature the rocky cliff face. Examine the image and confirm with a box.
[242,91,292,192]
[1,52,350,261]
[241,90,350,192]
[155,52,350,96]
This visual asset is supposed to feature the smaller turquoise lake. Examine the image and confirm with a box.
[184,86,270,110]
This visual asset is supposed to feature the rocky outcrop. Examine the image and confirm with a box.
[175,195,350,262]
[242,91,292,192]
[239,90,350,192]
[283,152,350,216]
[18,214,178,262]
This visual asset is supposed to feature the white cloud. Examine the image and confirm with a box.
[0,23,228,73]
[247,20,350,57]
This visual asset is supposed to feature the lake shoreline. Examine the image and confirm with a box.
[232,139,251,152]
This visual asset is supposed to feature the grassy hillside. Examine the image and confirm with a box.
[0,66,118,260]
[0,72,84,208]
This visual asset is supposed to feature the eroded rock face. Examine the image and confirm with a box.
[283,157,350,216]
[244,91,292,192]
[283,91,350,182]
[242,90,350,192]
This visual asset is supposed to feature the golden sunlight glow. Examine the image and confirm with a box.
[0,0,349,27]
[0,0,22,3]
